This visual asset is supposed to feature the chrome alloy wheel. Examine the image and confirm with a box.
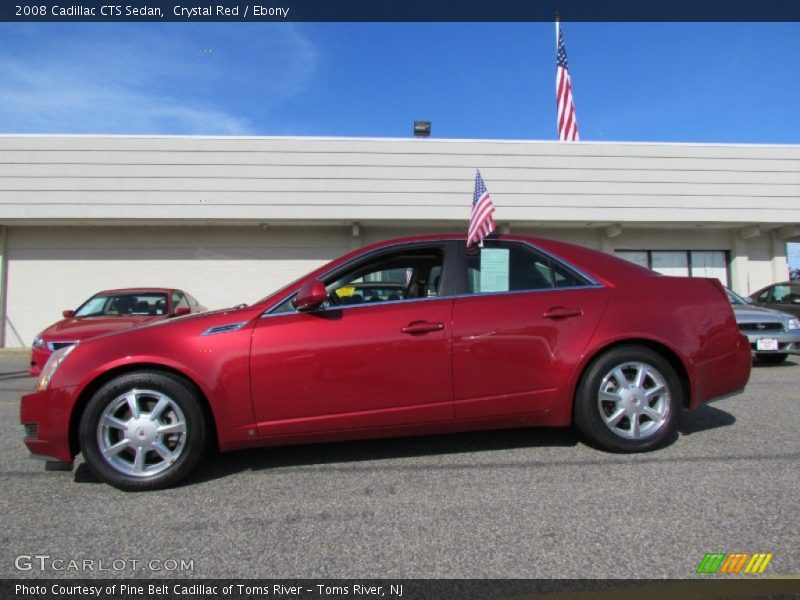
[96,389,188,477]
[597,362,671,440]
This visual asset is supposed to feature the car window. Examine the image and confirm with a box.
[172,291,190,312]
[770,285,789,303]
[326,246,445,306]
[757,289,771,303]
[270,245,446,314]
[770,284,800,304]
[75,293,168,316]
[465,241,589,294]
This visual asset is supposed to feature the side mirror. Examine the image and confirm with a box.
[173,307,191,317]
[62,309,75,318]
[293,279,328,312]
[744,297,754,305]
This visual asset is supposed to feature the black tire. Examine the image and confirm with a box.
[574,345,682,452]
[755,353,788,366]
[79,371,208,491]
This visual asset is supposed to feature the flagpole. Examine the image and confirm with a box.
[555,11,560,51]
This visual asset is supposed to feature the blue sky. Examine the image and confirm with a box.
[1,22,798,141]
[0,22,798,265]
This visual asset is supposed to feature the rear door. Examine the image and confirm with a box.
[451,240,608,419]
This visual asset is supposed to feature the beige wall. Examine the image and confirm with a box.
[3,223,789,347]
[5,226,348,347]
[0,135,797,225]
[0,135,797,346]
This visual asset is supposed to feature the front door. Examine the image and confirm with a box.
[250,242,456,437]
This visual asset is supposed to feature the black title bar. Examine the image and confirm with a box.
[3,0,800,22]
[3,579,800,600]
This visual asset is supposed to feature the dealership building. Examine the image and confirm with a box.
[0,134,797,348]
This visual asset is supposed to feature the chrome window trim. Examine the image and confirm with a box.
[260,238,603,319]
[261,284,604,320]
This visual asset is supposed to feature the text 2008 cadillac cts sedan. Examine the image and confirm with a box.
[21,235,751,490]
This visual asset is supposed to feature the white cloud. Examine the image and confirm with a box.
[0,24,317,134]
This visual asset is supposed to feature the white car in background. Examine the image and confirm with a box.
[727,289,800,365]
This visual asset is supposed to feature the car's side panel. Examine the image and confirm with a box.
[250,298,454,436]
[583,276,750,409]
[53,308,262,455]
[451,287,609,418]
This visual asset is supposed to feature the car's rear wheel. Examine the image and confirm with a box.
[756,353,788,365]
[574,346,681,452]
[79,371,208,491]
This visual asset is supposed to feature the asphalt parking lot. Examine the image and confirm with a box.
[0,351,798,579]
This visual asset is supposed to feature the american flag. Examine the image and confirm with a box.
[467,170,496,247]
[556,24,579,142]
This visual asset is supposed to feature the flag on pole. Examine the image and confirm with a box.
[556,22,580,142]
[467,170,496,247]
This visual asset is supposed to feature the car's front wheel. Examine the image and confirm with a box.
[79,371,208,491]
[574,346,682,452]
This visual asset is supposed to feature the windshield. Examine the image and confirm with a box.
[74,293,169,317]
[726,289,747,305]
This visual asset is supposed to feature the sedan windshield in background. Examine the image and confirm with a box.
[75,294,168,317]
[726,289,748,305]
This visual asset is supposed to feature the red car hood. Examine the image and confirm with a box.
[40,316,162,342]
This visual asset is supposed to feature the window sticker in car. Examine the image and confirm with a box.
[479,248,510,293]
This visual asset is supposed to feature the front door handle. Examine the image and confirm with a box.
[401,321,445,335]
[543,307,583,319]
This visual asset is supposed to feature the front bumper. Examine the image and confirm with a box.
[743,331,800,355]
[20,385,77,463]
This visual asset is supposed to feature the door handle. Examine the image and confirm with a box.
[543,307,583,319]
[401,321,445,334]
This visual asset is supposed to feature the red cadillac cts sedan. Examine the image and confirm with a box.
[21,235,751,490]
[29,288,206,376]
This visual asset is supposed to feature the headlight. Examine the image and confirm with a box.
[36,344,77,391]
[788,318,800,331]
[32,335,44,349]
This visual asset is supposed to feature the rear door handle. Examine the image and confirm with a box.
[543,307,583,319]
[401,321,445,334]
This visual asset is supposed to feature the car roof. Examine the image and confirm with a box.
[94,288,176,296]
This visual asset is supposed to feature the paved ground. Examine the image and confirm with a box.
[0,351,798,579]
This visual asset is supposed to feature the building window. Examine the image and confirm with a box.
[616,250,729,287]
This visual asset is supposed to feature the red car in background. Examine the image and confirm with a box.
[30,288,206,376]
[20,235,751,491]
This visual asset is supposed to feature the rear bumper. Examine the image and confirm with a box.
[743,331,800,355]
[20,385,77,463]
[690,334,752,409]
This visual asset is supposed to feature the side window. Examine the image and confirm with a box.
[326,246,445,306]
[172,291,189,312]
[269,245,447,315]
[757,289,771,303]
[466,241,589,294]
[772,284,799,304]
